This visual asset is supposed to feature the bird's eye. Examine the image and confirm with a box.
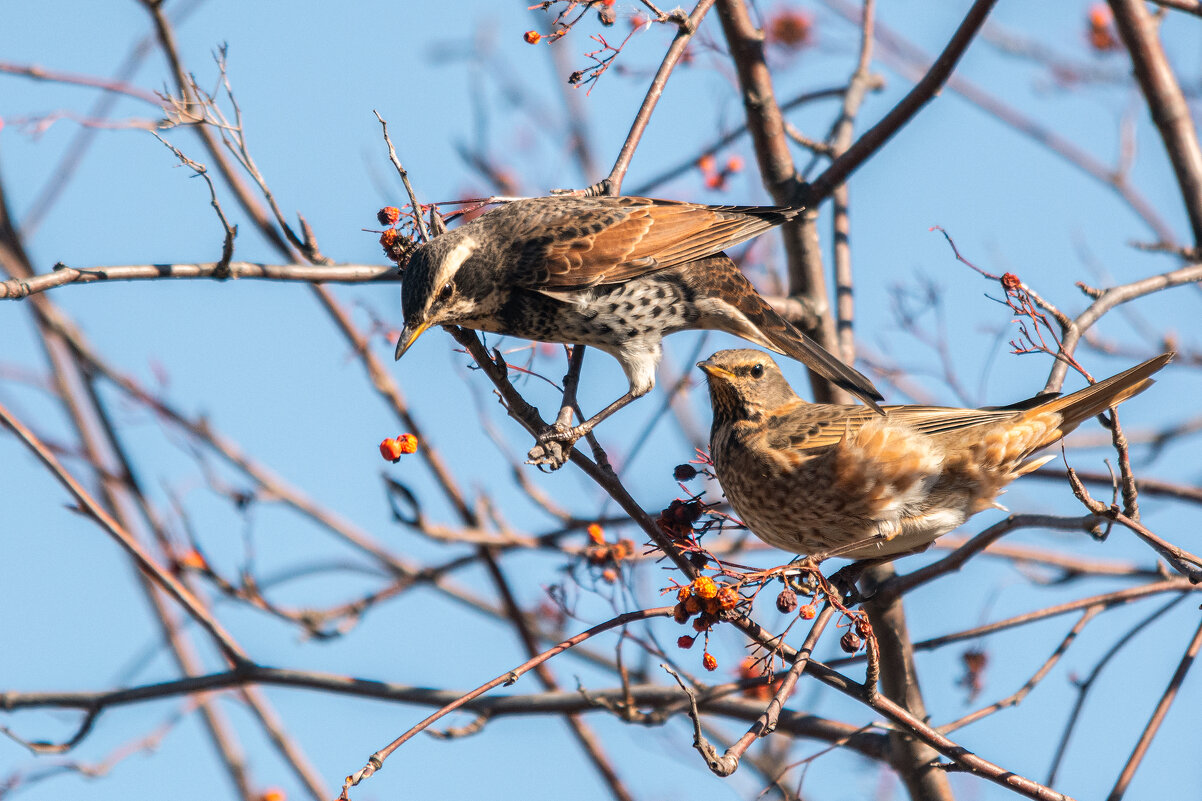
[436,281,454,302]
[750,364,764,379]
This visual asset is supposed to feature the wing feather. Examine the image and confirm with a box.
[526,198,801,289]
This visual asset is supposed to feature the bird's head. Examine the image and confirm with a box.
[396,233,487,359]
[697,349,799,422]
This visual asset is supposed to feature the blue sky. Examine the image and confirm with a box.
[2,2,1200,800]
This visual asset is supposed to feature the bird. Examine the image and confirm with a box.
[698,348,1172,561]
[394,195,884,469]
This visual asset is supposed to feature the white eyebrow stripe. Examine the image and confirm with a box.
[432,235,477,289]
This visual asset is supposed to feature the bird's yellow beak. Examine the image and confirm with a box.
[697,360,734,380]
[395,320,432,360]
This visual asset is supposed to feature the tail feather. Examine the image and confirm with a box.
[1030,353,1173,431]
[682,253,885,410]
[736,288,886,413]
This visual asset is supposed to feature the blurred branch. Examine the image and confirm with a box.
[1106,614,1202,799]
[802,0,999,204]
[0,401,249,664]
[587,0,718,196]
[1109,0,1202,248]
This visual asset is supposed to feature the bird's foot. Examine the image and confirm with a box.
[526,423,587,471]
[827,562,871,606]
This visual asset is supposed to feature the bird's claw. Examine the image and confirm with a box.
[525,424,584,471]
[827,563,869,606]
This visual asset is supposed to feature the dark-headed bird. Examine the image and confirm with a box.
[395,196,884,469]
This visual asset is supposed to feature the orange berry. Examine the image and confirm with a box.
[396,433,419,454]
[524,30,542,44]
[1086,5,1120,52]
[179,549,207,570]
[1089,28,1119,51]
[799,603,817,620]
[717,586,739,610]
[725,155,744,173]
[602,0,616,5]
[601,568,618,583]
[767,9,812,49]
[379,228,400,248]
[259,790,286,801]
[697,154,716,173]
[704,172,725,190]
[691,575,718,599]
[676,585,692,601]
[702,652,718,671]
[587,522,605,544]
[379,438,403,462]
[377,206,401,226]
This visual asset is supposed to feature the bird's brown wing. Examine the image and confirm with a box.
[763,404,1021,453]
[884,405,1023,435]
[762,404,880,453]
[524,197,801,289]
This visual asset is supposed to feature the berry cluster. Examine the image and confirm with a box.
[379,434,419,462]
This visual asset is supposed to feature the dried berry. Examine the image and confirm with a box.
[766,9,812,49]
[676,585,692,602]
[840,631,862,653]
[684,596,702,614]
[673,602,691,624]
[524,30,542,44]
[799,604,817,620]
[396,433,418,454]
[677,634,696,649]
[673,463,698,481]
[702,652,718,671]
[716,586,740,611]
[377,206,401,226]
[775,588,798,614]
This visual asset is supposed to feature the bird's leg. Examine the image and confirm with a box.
[539,345,612,471]
[826,560,880,606]
[526,389,638,471]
